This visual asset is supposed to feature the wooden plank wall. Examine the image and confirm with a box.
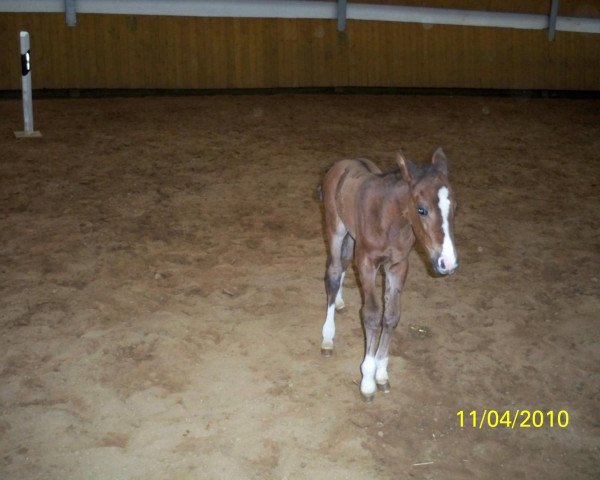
[0,8,598,91]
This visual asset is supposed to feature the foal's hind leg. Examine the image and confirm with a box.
[334,234,355,311]
[321,226,349,356]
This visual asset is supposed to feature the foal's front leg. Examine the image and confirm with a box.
[375,260,408,393]
[357,254,382,401]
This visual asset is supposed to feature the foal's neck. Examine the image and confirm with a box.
[368,171,411,219]
[376,170,409,201]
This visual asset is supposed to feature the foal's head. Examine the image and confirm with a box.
[397,148,458,276]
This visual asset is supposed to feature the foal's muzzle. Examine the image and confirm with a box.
[433,254,458,276]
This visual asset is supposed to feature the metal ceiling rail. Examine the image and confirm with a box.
[548,0,560,40]
[2,0,599,35]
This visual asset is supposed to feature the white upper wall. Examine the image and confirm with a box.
[1,0,599,33]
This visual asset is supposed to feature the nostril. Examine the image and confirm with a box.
[438,257,446,271]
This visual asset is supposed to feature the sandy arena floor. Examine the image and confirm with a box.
[0,93,599,479]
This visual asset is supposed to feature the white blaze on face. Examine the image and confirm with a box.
[437,187,457,271]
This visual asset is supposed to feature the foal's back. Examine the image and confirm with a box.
[321,158,382,238]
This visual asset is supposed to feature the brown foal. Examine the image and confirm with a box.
[320,148,458,401]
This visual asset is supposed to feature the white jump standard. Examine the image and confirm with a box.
[14,31,42,139]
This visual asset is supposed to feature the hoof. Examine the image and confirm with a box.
[361,392,375,403]
[377,381,391,393]
[321,347,333,357]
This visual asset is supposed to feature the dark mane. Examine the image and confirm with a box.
[382,162,434,182]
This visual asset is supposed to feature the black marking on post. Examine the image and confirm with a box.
[21,50,31,76]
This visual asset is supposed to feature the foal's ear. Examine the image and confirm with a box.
[396,151,415,183]
[432,147,449,175]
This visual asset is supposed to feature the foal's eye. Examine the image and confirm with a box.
[417,205,428,217]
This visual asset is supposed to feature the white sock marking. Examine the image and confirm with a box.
[438,186,457,270]
[361,355,377,396]
[321,304,336,349]
[376,357,389,384]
